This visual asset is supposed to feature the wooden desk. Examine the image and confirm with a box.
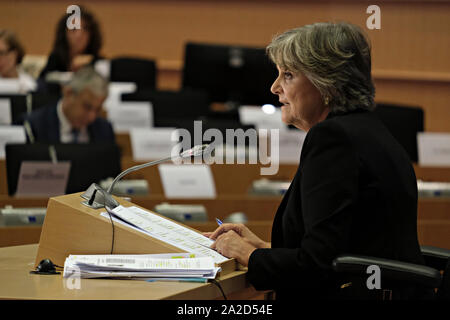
[0,244,260,300]
[1,194,449,221]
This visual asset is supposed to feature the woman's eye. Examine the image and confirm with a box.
[283,72,293,80]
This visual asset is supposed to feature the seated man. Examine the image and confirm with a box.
[24,66,114,143]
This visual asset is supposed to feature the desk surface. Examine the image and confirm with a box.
[0,244,254,300]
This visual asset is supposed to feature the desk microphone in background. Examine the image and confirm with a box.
[81,144,211,209]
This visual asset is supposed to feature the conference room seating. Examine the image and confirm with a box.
[121,88,254,141]
[182,42,279,107]
[332,245,450,300]
[122,88,211,124]
[374,103,424,163]
[0,92,60,125]
[110,57,157,90]
[5,143,122,195]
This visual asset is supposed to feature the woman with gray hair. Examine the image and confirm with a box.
[207,22,428,300]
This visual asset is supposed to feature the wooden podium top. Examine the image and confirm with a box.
[0,244,255,300]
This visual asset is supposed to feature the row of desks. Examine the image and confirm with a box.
[1,194,449,248]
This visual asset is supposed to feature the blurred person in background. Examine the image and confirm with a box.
[25,66,114,144]
[38,6,103,94]
[0,29,37,93]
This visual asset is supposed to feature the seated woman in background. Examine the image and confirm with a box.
[0,29,37,93]
[37,6,103,93]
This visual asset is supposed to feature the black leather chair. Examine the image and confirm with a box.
[332,245,450,300]
[374,103,424,163]
[110,57,156,90]
[0,92,60,125]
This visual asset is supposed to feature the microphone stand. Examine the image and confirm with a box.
[80,144,210,209]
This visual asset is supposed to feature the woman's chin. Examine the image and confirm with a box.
[280,106,291,124]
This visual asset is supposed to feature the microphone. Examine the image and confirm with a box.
[80,144,210,209]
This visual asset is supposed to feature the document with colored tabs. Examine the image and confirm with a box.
[99,205,228,264]
[63,253,221,280]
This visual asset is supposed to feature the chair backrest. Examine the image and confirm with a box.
[0,93,59,125]
[5,143,121,195]
[182,42,278,106]
[122,89,211,127]
[420,245,450,300]
[110,57,157,89]
[374,103,424,162]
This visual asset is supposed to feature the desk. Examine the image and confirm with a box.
[0,244,260,300]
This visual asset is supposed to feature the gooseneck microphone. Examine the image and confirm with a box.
[80,144,210,209]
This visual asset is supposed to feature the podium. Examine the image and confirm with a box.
[35,193,236,275]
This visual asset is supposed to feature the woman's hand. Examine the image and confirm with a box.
[70,54,94,71]
[203,223,271,249]
[210,230,256,266]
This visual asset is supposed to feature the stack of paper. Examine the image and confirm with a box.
[63,253,221,281]
[99,205,229,264]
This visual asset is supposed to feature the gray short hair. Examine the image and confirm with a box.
[66,66,108,97]
[266,22,375,113]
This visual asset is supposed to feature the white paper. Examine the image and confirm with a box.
[278,130,307,164]
[158,164,216,199]
[69,255,214,271]
[0,99,12,125]
[63,253,220,279]
[239,105,288,130]
[0,79,21,93]
[0,125,26,159]
[130,127,179,161]
[107,102,153,133]
[104,82,137,110]
[418,132,450,167]
[105,205,227,263]
[15,161,70,196]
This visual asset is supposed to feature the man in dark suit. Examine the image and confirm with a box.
[25,66,114,144]
[206,22,428,300]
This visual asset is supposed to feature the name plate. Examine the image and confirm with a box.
[239,105,288,130]
[0,125,26,159]
[104,82,137,110]
[278,130,307,164]
[0,79,21,93]
[130,127,179,161]
[107,102,153,133]
[16,161,71,196]
[158,164,216,199]
[0,99,12,125]
[418,132,450,167]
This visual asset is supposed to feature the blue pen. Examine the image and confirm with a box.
[215,218,223,226]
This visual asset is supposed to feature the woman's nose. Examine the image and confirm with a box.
[270,77,281,95]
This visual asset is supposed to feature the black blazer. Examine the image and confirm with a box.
[25,102,115,144]
[247,110,425,300]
